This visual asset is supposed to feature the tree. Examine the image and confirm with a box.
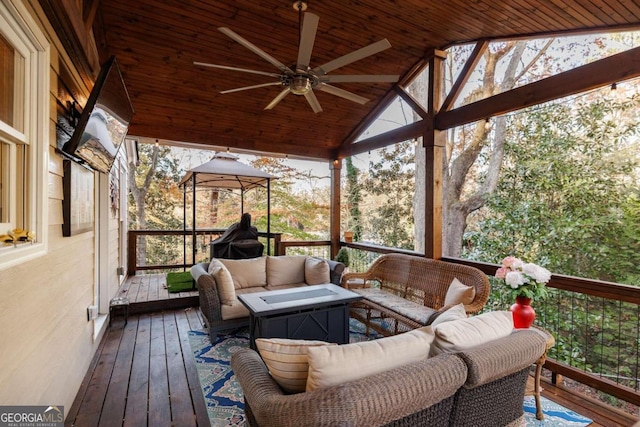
[344,157,363,241]
[468,93,640,283]
[363,141,415,249]
[128,143,184,265]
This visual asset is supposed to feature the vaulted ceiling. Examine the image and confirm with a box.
[43,0,640,159]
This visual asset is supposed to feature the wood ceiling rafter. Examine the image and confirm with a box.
[436,44,640,130]
[440,40,488,112]
[40,0,640,161]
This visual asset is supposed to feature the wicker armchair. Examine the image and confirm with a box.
[230,329,546,427]
[231,349,467,427]
[342,253,490,335]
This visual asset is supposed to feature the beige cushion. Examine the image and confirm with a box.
[429,303,467,328]
[212,266,235,305]
[444,277,476,306]
[220,287,267,320]
[306,326,434,391]
[431,311,513,356]
[256,338,335,394]
[220,300,250,320]
[207,258,224,274]
[266,256,306,286]
[220,257,267,289]
[305,257,330,285]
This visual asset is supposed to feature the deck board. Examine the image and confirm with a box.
[122,314,150,427]
[148,313,172,427]
[66,275,637,427]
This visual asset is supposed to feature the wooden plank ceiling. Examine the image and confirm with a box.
[94,0,640,160]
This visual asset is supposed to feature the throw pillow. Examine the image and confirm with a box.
[305,326,434,391]
[256,338,335,393]
[428,303,467,328]
[219,257,267,289]
[266,256,307,286]
[430,310,514,356]
[212,266,235,305]
[444,277,476,306]
[304,257,330,285]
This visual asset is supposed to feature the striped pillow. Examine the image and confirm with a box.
[255,338,335,393]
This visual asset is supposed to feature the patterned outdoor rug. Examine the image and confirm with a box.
[188,321,592,427]
[523,396,592,426]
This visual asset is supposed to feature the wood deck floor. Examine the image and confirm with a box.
[66,275,638,427]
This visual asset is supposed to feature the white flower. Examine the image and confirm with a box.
[511,258,524,269]
[522,263,551,284]
[505,271,526,288]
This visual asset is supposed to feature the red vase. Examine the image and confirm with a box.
[510,296,536,329]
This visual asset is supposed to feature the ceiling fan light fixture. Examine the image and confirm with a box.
[292,1,308,12]
[290,75,312,95]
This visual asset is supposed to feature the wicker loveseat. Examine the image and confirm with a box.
[191,255,345,342]
[342,253,490,336]
[231,327,547,427]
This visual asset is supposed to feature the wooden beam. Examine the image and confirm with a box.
[338,55,432,153]
[83,0,100,30]
[394,86,429,119]
[339,121,429,157]
[440,40,488,112]
[38,0,101,81]
[424,51,447,259]
[436,45,640,130]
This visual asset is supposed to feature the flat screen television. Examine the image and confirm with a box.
[62,56,134,174]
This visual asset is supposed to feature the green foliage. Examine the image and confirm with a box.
[467,94,640,285]
[363,141,416,249]
[334,247,350,267]
[244,157,330,241]
[345,157,363,241]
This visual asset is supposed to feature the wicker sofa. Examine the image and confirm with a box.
[191,255,345,342]
[231,327,547,427]
[342,253,490,336]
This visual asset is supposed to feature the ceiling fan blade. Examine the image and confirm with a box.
[194,62,282,78]
[313,39,392,76]
[219,27,293,74]
[317,84,369,105]
[220,82,282,94]
[296,12,319,70]
[304,90,323,113]
[321,74,399,83]
[265,88,291,110]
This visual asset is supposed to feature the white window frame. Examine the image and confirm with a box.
[0,0,49,270]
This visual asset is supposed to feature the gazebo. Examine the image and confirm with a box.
[178,152,275,265]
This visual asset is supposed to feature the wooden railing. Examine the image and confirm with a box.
[126,229,282,275]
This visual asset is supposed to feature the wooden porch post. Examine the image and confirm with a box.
[424,49,447,259]
[330,159,342,259]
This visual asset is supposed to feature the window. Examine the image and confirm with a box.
[0,1,48,267]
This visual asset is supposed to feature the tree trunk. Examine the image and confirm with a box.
[412,40,552,257]
[128,145,160,266]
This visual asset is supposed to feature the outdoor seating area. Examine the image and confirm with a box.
[5,1,640,425]
[232,317,547,427]
[64,271,638,427]
[190,255,346,342]
[343,253,491,336]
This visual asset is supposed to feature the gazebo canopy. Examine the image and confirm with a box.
[179,152,274,191]
[179,151,276,259]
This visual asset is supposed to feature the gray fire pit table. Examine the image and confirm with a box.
[238,283,363,349]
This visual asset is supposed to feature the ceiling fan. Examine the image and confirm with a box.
[194,1,399,113]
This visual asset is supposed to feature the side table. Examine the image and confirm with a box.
[109,296,130,326]
[525,325,555,420]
